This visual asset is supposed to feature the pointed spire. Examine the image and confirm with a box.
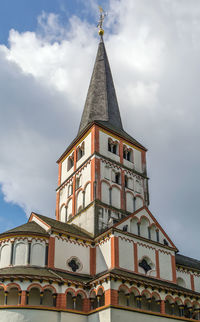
[78,40,123,134]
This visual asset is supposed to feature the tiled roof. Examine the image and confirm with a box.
[0,266,92,283]
[176,253,200,271]
[1,222,48,236]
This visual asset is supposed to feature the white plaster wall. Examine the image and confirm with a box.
[71,205,95,236]
[101,181,110,204]
[0,243,11,268]
[0,309,87,322]
[99,131,120,162]
[31,241,45,267]
[14,242,28,266]
[31,216,49,231]
[176,270,191,290]
[81,163,91,186]
[76,133,91,169]
[137,244,156,276]
[159,252,172,281]
[96,239,111,274]
[54,238,90,274]
[135,196,143,210]
[124,158,134,169]
[126,192,134,213]
[119,238,134,271]
[85,183,91,206]
[134,149,142,173]
[111,307,186,322]
[59,185,68,207]
[194,275,200,293]
[111,186,121,208]
[101,163,111,181]
[88,308,111,322]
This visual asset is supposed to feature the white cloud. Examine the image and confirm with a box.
[0,0,200,258]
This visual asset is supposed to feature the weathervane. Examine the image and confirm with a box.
[97,6,107,38]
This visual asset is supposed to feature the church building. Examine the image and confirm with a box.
[0,23,200,322]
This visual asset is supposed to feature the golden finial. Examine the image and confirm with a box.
[97,6,107,37]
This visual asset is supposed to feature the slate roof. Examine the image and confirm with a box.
[31,213,92,239]
[1,222,48,237]
[109,268,200,295]
[78,40,123,134]
[0,266,92,283]
[176,253,200,271]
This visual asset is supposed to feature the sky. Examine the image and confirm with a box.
[0,0,200,259]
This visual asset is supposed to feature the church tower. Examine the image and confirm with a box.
[1,12,200,322]
[56,38,149,236]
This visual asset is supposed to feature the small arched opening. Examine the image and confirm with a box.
[7,287,19,305]
[28,287,41,306]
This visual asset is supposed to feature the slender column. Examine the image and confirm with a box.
[27,242,31,265]
[179,305,184,317]
[40,292,44,305]
[26,291,29,305]
[73,296,76,310]
[160,300,165,314]
[111,236,119,268]
[48,237,55,268]
[21,291,26,306]
[90,298,95,310]
[18,291,22,305]
[53,293,57,307]
[171,303,175,315]
[4,291,8,305]
[155,250,160,278]
[147,298,151,310]
[134,243,138,273]
[45,244,49,266]
[10,242,14,265]
[97,295,101,308]
[126,294,130,307]
[188,307,193,319]
[121,170,125,210]
[136,295,141,309]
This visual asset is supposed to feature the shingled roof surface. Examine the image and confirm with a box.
[176,254,200,271]
[2,221,48,236]
[33,213,92,239]
[0,266,92,283]
[78,40,123,134]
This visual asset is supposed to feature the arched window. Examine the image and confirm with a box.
[28,288,41,306]
[7,288,19,305]
[14,242,27,266]
[68,184,73,197]
[76,294,83,311]
[66,292,74,309]
[77,143,84,161]
[43,289,54,307]
[67,155,74,171]
[31,243,45,267]
[108,138,118,155]
[0,287,5,305]
[177,277,186,288]
[123,145,133,162]
[0,244,10,268]
[151,295,161,312]
[125,175,128,188]
[118,290,127,306]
